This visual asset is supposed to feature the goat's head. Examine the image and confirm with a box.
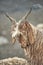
[5,8,35,48]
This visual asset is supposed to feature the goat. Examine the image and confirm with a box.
[4,8,43,65]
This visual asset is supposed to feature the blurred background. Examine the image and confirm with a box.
[0,0,43,60]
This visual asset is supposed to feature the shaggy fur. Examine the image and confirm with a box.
[4,10,43,65]
[12,21,43,65]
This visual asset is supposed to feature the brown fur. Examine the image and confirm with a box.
[11,21,43,65]
[4,10,43,65]
[18,21,43,65]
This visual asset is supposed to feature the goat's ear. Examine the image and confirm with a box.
[26,22,35,45]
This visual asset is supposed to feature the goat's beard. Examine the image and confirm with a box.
[22,45,38,65]
[22,42,43,65]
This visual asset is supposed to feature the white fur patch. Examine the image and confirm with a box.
[12,23,20,38]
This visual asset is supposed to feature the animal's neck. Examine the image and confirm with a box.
[25,29,43,64]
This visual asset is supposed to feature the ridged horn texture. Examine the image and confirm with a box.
[5,13,16,24]
[19,8,32,24]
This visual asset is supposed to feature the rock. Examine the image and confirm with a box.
[0,36,9,45]
[0,57,29,65]
[32,4,42,10]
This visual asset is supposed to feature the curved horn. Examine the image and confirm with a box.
[23,8,32,20]
[19,8,32,24]
[5,13,16,23]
